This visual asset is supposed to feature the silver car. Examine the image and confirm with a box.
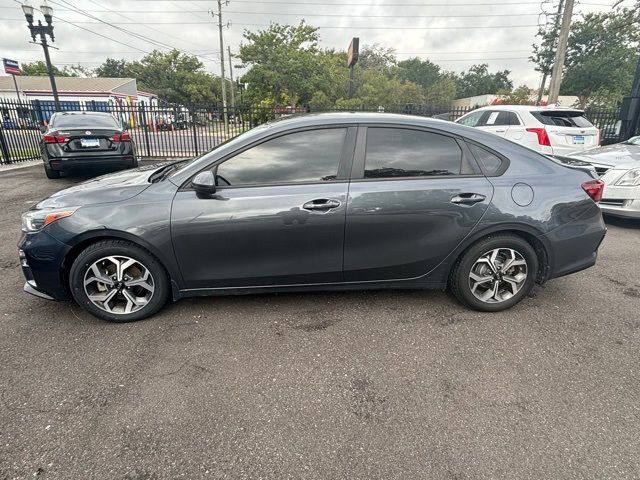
[568,136,640,218]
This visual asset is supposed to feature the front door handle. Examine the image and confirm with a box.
[451,193,486,205]
[302,198,341,211]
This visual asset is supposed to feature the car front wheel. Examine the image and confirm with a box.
[69,240,169,322]
[450,235,538,312]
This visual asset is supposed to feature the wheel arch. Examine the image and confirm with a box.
[446,223,552,284]
[60,229,183,299]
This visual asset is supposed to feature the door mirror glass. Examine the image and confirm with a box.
[192,170,216,195]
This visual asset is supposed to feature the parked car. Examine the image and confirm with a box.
[20,113,606,322]
[563,136,640,218]
[456,106,600,156]
[40,111,137,179]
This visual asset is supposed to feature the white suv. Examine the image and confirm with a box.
[455,105,600,155]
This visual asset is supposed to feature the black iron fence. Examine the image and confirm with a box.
[0,97,626,165]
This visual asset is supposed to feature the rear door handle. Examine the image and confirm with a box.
[451,193,486,205]
[302,198,341,211]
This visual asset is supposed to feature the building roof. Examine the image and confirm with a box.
[0,76,133,93]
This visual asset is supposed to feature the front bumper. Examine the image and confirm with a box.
[18,230,72,301]
[599,200,640,219]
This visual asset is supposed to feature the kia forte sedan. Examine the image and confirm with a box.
[19,113,606,322]
[40,111,137,179]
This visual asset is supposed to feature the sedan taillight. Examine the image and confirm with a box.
[581,179,605,203]
[42,134,67,144]
[112,132,131,142]
[526,127,551,146]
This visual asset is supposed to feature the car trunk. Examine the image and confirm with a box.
[45,128,127,157]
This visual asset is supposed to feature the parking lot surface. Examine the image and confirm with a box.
[1,164,639,479]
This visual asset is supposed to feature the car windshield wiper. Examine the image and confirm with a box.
[148,160,187,183]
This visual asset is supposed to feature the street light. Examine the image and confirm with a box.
[21,0,60,111]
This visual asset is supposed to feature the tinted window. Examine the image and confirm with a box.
[457,110,485,127]
[215,128,346,186]
[481,111,511,126]
[52,114,119,129]
[364,128,462,178]
[531,111,593,128]
[509,112,521,125]
[468,144,504,175]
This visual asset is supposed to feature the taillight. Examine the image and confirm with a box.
[43,134,67,144]
[112,132,131,142]
[526,127,551,146]
[581,179,604,203]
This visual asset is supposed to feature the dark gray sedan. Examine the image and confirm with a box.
[19,113,606,322]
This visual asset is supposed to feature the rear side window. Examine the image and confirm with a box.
[468,144,505,176]
[481,111,511,126]
[364,128,462,178]
[531,111,593,128]
[52,114,119,129]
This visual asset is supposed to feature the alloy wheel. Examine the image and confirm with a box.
[468,248,528,304]
[83,255,155,314]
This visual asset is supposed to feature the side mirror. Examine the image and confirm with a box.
[192,170,216,196]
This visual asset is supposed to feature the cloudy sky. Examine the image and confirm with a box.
[0,0,633,88]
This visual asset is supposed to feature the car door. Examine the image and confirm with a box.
[503,111,527,144]
[343,126,493,282]
[171,126,356,289]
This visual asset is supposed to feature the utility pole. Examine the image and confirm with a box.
[211,0,228,130]
[228,46,235,109]
[547,0,574,105]
[536,0,564,105]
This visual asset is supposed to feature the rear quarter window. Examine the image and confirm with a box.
[531,111,593,128]
[467,143,506,176]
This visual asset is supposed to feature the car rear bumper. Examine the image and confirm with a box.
[47,155,136,171]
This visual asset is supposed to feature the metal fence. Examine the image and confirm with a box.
[0,97,626,165]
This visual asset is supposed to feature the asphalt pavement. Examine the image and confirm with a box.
[1,164,639,479]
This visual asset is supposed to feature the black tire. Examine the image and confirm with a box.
[44,166,61,179]
[69,240,169,322]
[449,234,538,312]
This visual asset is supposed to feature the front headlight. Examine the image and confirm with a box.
[615,168,640,186]
[21,206,80,233]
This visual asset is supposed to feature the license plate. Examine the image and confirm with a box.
[80,138,100,148]
[573,135,585,145]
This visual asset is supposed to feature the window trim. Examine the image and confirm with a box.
[350,124,484,182]
[180,125,357,190]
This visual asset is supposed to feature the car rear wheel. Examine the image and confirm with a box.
[69,240,169,322]
[449,235,538,312]
[44,166,60,179]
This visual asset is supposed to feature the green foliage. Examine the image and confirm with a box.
[238,21,329,106]
[95,50,220,104]
[456,64,513,98]
[495,85,536,105]
[397,57,441,91]
[560,7,640,107]
[20,61,84,77]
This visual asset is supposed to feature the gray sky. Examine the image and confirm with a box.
[0,0,634,88]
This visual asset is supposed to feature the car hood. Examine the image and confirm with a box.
[569,142,640,168]
[35,165,161,209]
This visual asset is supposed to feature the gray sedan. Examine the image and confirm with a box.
[568,136,640,218]
[19,113,606,322]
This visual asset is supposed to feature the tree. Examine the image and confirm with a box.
[397,57,441,91]
[94,58,130,78]
[238,21,330,106]
[95,50,219,103]
[424,74,458,109]
[560,7,640,107]
[456,64,513,98]
[494,85,536,105]
[21,61,76,77]
[357,44,397,77]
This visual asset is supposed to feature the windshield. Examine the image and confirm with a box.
[531,110,593,128]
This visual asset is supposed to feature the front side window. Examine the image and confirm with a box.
[215,128,346,186]
[364,128,463,178]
